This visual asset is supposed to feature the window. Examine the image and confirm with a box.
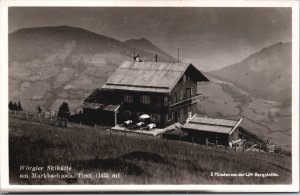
[190,87,194,96]
[179,108,184,117]
[164,96,169,106]
[185,107,189,114]
[183,74,187,82]
[179,90,184,100]
[187,106,192,118]
[124,95,133,102]
[187,75,191,81]
[167,113,173,121]
[177,108,184,117]
[151,114,160,122]
[141,95,150,104]
[173,92,178,103]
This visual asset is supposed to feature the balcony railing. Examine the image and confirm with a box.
[169,94,206,112]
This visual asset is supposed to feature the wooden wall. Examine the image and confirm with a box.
[84,72,201,128]
[229,128,240,142]
[181,128,230,146]
[182,128,239,146]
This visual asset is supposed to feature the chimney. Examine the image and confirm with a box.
[155,54,158,62]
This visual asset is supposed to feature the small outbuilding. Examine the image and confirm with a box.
[182,115,242,146]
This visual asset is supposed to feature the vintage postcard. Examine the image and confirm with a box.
[0,0,299,193]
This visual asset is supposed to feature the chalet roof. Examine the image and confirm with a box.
[182,115,242,134]
[101,61,209,93]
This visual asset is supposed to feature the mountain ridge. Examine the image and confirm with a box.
[10,25,176,63]
[9,25,176,112]
[210,42,291,102]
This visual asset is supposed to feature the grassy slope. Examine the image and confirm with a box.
[9,116,291,185]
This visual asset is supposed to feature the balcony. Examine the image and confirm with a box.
[169,94,206,112]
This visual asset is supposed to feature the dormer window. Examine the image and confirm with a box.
[179,90,184,100]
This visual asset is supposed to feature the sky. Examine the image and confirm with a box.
[9,7,291,71]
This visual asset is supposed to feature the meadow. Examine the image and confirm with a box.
[9,114,292,185]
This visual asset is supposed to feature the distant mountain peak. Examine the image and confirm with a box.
[124,37,154,46]
[135,37,151,42]
[210,42,292,102]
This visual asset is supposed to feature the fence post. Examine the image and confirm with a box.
[38,113,41,122]
[14,110,16,115]
[26,112,28,120]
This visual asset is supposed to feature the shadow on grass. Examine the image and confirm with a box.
[122,151,165,164]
